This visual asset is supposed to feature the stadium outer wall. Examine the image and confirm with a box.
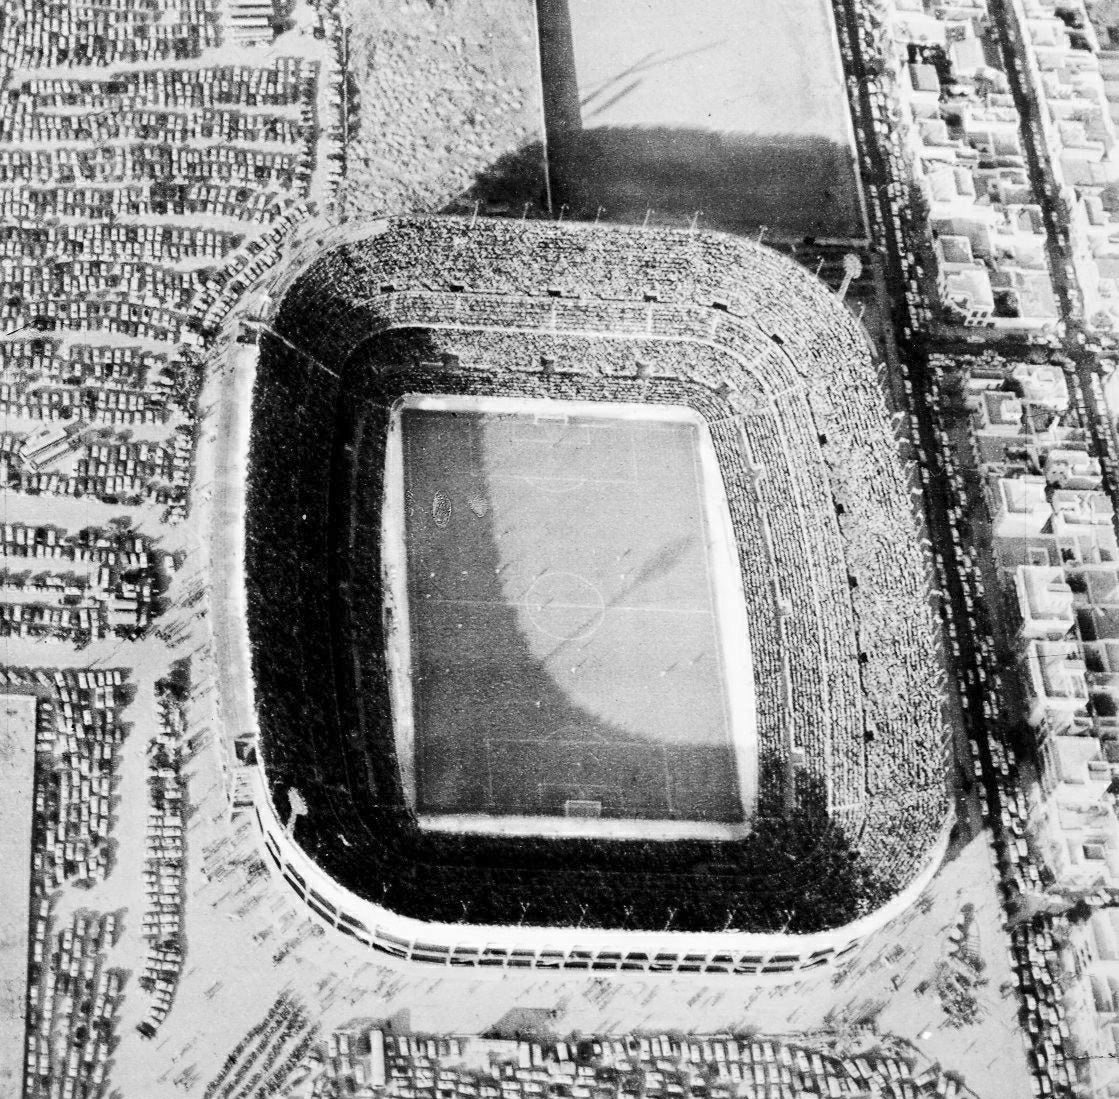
[227,215,952,975]
[251,768,950,975]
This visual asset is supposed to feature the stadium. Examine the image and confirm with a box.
[242,216,950,973]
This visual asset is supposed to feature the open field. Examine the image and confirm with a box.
[389,398,754,839]
[538,0,867,239]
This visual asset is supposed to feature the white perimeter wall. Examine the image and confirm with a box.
[253,767,950,977]
[228,319,949,979]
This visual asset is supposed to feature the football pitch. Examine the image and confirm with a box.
[538,0,867,241]
[384,395,756,841]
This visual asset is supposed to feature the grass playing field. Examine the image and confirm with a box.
[394,398,753,834]
[538,0,866,240]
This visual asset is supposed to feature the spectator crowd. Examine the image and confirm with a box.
[247,217,949,938]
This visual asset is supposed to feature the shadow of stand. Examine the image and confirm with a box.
[442,0,859,241]
[549,126,866,241]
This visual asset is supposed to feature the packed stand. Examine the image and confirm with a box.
[248,217,948,934]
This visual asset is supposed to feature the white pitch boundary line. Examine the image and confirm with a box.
[495,738,653,750]
[424,596,711,616]
[398,393,753,837]
[687,413,736,784]
[486,471,631,486]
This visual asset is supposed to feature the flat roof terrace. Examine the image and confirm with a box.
[536,0,867,241]
[382,395,757,841]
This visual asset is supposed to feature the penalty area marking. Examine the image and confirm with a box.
[511,417,591,447]
[481,740,678,817]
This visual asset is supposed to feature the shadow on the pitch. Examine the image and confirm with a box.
[550,127,865,241]
[340,336,742,826]
[519,0,866,240]
[442,0,864,237]
[444,129,865,242]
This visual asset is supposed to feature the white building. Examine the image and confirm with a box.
[1017,565,1076,640]
[1024,640,1090,728]
[989,474,1052,538]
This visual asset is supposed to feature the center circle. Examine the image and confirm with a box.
[523,571,606,642]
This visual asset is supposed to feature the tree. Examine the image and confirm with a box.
[839,253,864,301]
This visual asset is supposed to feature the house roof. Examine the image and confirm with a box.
[909,62,941,94]
[938,233,974,264]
